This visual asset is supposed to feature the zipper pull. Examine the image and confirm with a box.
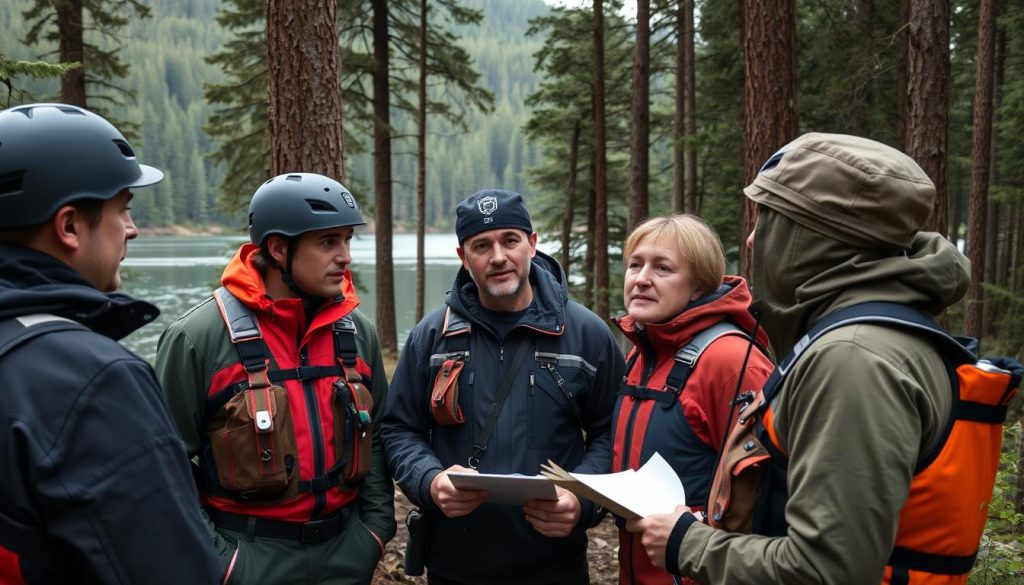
[500,346,504,362]
[529,372,535,396]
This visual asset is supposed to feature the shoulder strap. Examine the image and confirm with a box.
[441,307,471,355]
[0,314,87,360]
[664,321,748,392]
[332,315,359,371]
[211,288,366,404]
[764,302,975,404]
[212,287,269,379]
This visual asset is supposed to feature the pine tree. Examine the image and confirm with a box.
[21,0,150,123]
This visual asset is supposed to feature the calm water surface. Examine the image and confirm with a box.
[119,233,557,363]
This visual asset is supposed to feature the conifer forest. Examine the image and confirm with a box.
[2,0,1023,580]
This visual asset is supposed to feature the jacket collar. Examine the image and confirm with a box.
[614,275,768,358]
[220,243,361,345]
[446,250,568,337]
[0,242,159,341]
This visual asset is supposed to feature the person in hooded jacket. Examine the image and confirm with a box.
[612,214,772,585]
[626,133,1003,584]
[155,173,395,584]
[382,189,625,585]
[0,103,222,583]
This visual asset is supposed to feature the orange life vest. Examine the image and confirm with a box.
[709,302,1021,584]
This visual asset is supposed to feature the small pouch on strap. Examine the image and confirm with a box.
[707,392,770,533]
[334,371,374,483]
[430,357,466,426]
[209,384,297,496]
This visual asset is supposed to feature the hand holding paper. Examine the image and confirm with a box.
[539,452,686,519]
[431,465,489,517]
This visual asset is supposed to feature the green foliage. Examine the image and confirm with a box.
[970,421,1024,584]
[522,2,633,298]
[202,0,267,212]
[0,50,78,107]
[21,0,151,129]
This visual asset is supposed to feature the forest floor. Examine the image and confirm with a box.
[370,489,621,585]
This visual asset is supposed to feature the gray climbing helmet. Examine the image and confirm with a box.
[248,172,366,245]
[0,103,163,227]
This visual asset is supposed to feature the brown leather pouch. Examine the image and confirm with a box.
[707,393,771,533]
[208,384,297,496]
[430,357,466,425]
[334,371,374,483]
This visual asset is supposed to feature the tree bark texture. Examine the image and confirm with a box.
[372,0,397,357]
[852,0,874,135]
[673,0,698,215]
[415,0,427,323]
[741,0,798,278]
[963,0,995,338]
[673,1,685,214]
[593,0,609,320]
[897,0,910,151]
[628,0,650,232]
[266,0,345,179]
[905,0,950,237]
[562,120,581,277]
[57,0,86,107]
[583,167,596,310]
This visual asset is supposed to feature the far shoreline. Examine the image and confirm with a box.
[137,223,446,237]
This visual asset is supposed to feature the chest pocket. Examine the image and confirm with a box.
[529,351,590,449]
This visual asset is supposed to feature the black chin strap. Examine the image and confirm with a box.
[266,238,325,306]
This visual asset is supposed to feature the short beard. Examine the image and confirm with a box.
[486,278,522,298]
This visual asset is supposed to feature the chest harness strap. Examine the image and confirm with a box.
[211,287,372,493]
[619,321,747,408]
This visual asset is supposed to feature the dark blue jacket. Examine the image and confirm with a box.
[382,251,624,585]
[0,243,222,584]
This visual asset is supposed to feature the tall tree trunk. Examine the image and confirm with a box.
[897,0,910,150]
[963,0,996,339]
[415,0,427,323]
[372,0,397,357]
[593,0,609,320]
[905,0,950,237]
[673,0,697,215]
[853,0,874,135]
[266,0,345,178]
[741,0,798,278]
[57,0,86,107]
[628,0,650,232]
[673,2,685,214]
[562,120,581,276]
[583,168,596,310]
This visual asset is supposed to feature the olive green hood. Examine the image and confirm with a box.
[751,209,969,357]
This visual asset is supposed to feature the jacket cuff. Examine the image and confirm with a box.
[418,467,443,510]
[666,512,699,575]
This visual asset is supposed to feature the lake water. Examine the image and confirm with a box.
[118,233,559,363]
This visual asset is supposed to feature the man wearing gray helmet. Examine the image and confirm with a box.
[0,103,222,583]
[155,173,395,584]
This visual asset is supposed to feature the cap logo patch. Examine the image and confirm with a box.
[478,195,498,215]
[342,192,356,208]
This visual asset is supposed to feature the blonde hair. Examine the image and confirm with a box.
[623,214,726,295]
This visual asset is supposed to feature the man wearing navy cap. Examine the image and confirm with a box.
[383,189,624,585]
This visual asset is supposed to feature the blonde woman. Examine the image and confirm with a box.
[611,214,772,585]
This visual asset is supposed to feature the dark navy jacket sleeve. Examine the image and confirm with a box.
[381,317,446,510]
[34,355,223,583]
[570,309,625,477]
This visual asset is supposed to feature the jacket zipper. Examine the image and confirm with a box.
[300,346,327,517]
